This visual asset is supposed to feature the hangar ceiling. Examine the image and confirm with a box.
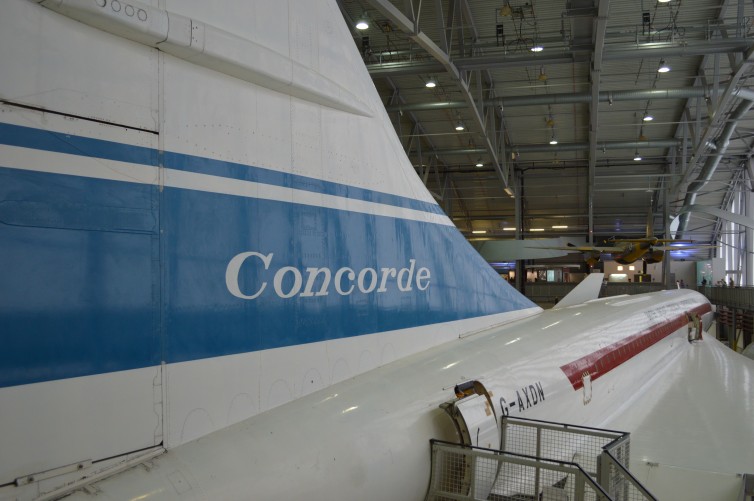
[337,0,754,262]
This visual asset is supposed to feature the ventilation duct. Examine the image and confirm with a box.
[676,100,754,238]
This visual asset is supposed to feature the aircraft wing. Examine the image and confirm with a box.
[531,244,626,253]
[653,244,718,251]
[475,238,578,261]
[604,335,754,500]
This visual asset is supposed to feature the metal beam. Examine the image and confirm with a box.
[382,86,754,112]
[588,0,610,246]
[678,203,754,229]
[675,45,754,237]
[433,139,680,155]
[364,0,503,183]
[366,39,754,75]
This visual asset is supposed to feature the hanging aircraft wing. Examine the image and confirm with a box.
[475,238,578,261]
[653,244,718,251]
[529,243,626,253]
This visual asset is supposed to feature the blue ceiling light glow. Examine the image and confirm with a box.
[489,261,515,270]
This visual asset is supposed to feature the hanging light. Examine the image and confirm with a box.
[643,113,654,121]
[633,150,642,161]
[657,60,670,73]
[530,42,544,52]
[538,67,548,81]
[475,159,484,167]
[549,134,558,145]
[355,13,369,30]
[425,77,437,88]
[455,114,465,131]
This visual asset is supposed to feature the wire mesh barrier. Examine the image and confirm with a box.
[599,443,656,501]
[425,440,610,501]
[500,417,624,483]
[425,417,657,501]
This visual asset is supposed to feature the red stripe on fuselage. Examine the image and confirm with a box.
[560,303,712,390]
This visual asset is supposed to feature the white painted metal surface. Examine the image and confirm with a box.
[450,392,501,499]
[453,394,500,450]
[1,1,753,501]
[47,289,750,501]
[0,367,161,484]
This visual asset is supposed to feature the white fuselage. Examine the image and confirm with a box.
[2,2,740,500]
[64,289,709,500]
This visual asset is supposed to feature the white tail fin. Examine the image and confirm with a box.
[0,0,539,487]
[553,273,605,309]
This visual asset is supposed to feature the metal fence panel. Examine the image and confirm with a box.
[426,441,609,501]
[426,417,657,501]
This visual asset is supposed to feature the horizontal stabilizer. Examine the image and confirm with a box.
[553,273,604,309]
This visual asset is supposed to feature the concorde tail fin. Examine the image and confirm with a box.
[553,273,605,309]
[0,0,539,491]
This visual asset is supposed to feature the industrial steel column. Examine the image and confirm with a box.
[515,169,525,293]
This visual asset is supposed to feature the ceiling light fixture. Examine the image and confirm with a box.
[355,13,369,30]
[425,77,437,88]
[643,113,654,121]
[475,160,484,167]
[503,187,514,197]
[530,43,544,53]
[549,134,558,145]
[454,113,466,131]
[531,228,545,232]
[657,60,670,73]
[633,150,642,161]
[503,227,516,231]
[471,230,487,234]
[552,225,568,229]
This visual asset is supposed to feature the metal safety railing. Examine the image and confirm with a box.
[426,440,611,501]
[426,416,657,501]
[699,285,754,311]
[523,282,665,305]
[501,416,655,501]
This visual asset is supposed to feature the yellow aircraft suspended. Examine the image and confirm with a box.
[537,209,716,266]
